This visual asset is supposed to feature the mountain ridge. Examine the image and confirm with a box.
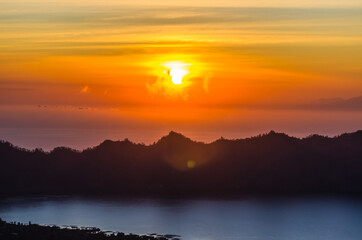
[1,130,362,197]
[3,129,362,153]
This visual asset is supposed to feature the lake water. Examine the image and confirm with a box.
[1,196,362,240]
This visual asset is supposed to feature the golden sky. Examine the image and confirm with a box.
[1,0,362,149]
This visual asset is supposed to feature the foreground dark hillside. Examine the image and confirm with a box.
[0,218,174,240]
[1,130,362,196]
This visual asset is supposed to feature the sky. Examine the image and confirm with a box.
[1,0,362,150]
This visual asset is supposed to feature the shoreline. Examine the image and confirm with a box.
[0,218,180,240]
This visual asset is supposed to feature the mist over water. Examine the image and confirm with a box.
[1,196,362,240]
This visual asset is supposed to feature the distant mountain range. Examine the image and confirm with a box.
[1,130,362,197]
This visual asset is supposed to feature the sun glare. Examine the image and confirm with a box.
[146,59,202,99]
[170,68,188,85]
[163,62,190,85]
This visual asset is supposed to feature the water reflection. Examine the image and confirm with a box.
[1,196,362,240]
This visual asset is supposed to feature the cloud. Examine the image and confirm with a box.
[203,72,213,93]
[146,73,189,100]
[80,85,88,93]
[191,95,362,112]
[305,96,362,111]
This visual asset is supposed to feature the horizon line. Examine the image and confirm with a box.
[1,129,361,153]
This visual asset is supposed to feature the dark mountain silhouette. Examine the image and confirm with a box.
[1,130,362,197]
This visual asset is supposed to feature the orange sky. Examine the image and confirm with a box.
[1,0,362,149]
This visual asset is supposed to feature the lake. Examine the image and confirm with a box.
[1,196,362,240]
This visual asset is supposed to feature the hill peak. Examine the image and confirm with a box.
[168,131,186,138]
[157,131,193,145]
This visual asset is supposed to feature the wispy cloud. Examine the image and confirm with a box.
[203,72,212,93]
[305,96,362,111]
[201,96,362,111]
[146,74,190,100]
[80,85,88,93]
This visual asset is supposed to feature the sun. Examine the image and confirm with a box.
[170,68,188,85]
[163,61,190,85]
[146,60,196,99]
